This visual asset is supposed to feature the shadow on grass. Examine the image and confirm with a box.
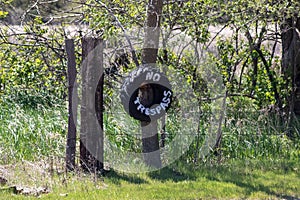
[228,180,299,200]
[105,170,149,185]
[147,165,197,182]
[204,165,299,200]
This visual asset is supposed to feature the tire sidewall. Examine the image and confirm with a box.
[120,65,172,121]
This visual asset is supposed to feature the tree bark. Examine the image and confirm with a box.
[141,0,163,169]
[142,0,163,65]
[281,17,300,137]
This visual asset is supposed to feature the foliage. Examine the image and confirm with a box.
[0,22,66,107]
[82,0,147,39]
[0,0,66,24]
[0,0,299,171]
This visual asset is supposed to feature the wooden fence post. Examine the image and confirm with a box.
[65,39,77,171]
[80,37,104,172]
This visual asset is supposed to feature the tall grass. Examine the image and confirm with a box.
[0,92,299,166]
[219,102,300,161]
[0,95,67,164]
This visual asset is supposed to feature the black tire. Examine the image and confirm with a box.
[120,65,173,122]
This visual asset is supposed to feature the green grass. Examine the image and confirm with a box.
[0,159,299,199]
[0,98,299,199]
[0,98,67,164]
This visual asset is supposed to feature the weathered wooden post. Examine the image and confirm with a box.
[80,37,104,172]
[65,39,77,171]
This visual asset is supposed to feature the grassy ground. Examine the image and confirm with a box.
[0,159,299,199]
[0,99,299,199]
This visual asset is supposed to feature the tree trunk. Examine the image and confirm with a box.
[281,17,300,137]
[142,0,163,65]
[141,0,163,169]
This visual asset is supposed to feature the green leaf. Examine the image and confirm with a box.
[0,10,8,18]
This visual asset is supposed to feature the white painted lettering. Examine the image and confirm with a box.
[164,90,172,97]
[134,97,140,104]
[160,102,169,110]
[137,104,145,112]
[162,97,170,104]
[150,108,156,115]
[155,105,162,114]
[145,108,150,116]
[153,73,161,81]
[134,88,172,117]
[145,72,153,81]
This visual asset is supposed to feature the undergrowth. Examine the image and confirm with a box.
[0,95,299,199]
[0,93,299,165]
[0,95,67,164]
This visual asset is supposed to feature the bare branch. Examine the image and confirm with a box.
[21,0,40,26]
[94,0,139,67]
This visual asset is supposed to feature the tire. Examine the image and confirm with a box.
[120,65,173,122]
